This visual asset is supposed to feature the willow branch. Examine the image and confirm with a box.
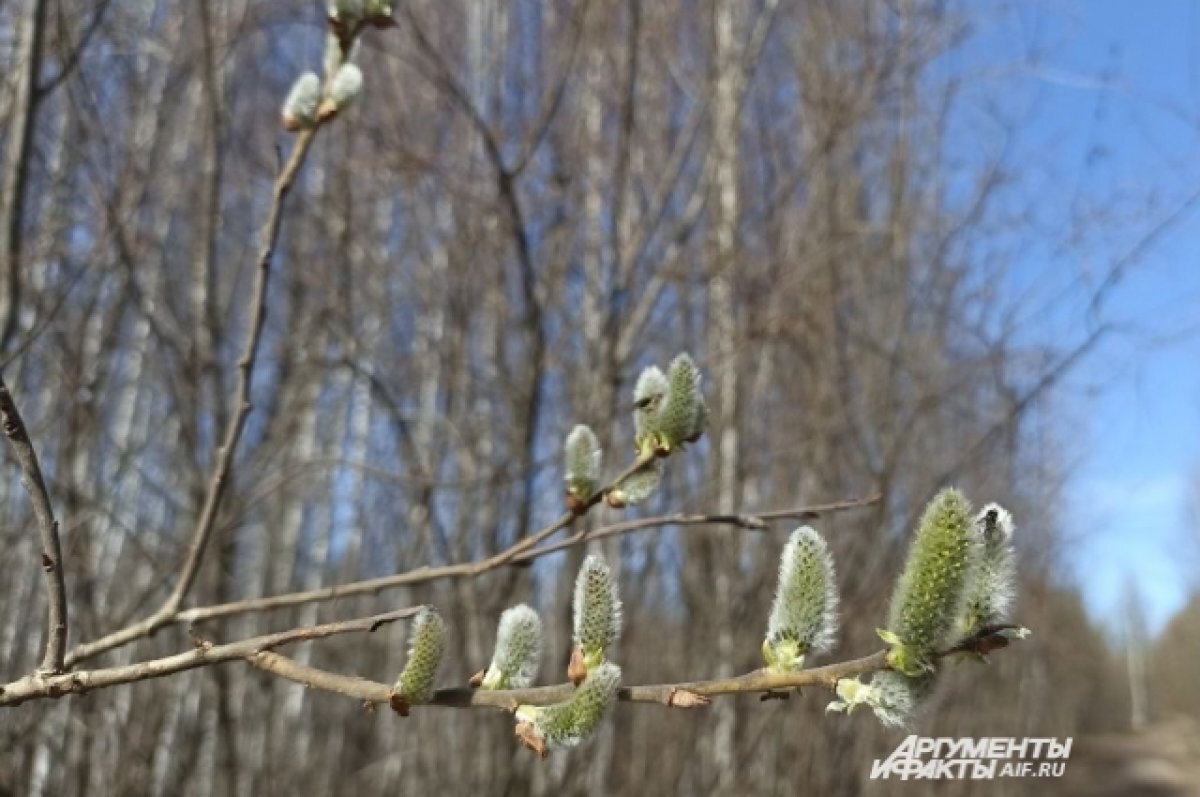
[245,650,885,709]
[171,491,878,625]
[513,494,882,564]
[0,608,418,707]
[248,626,1018,713]
[63,128,319,669]
[0,377,67,673]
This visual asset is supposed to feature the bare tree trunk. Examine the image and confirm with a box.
[705,1,745,791]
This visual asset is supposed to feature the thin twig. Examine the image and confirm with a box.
[63,128,319,669]
[171,491,877,625]
[174,452,661,623]
[514,494,883,564]
[0,608,418,707]
[0,377,67,673]
[66,441,656,666]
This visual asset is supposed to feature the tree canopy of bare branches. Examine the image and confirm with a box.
[0,2,1156,796]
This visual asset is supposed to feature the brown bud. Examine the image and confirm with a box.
[317,98,340,122]
[388,691,410,717]
[515,720,548,758]
[567,645,588,686]
[468,669,486,688]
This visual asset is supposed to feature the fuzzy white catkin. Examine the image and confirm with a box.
[564,425,602,501]
[633,366,669,445]
[866,670,932,729]
[329,64,364,108]
[282,72,321,127]
[826,670,935,728]
[482,605,543,689]
[958,503,1017,636]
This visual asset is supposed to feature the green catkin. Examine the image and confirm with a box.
[393,607,445,706]
[763,527,839,672]
[882,488,978,676]
[481,605,543,690]
[958,503,1017,638]
[564,425,603,504]
[657,354,705,451]
[572,556,622,668]
[515,662,621,751]
[632,356,707,456]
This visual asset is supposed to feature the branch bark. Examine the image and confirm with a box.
[0,376,67,673]
[0,608,418,707]
[249,626,1017,711]
[244,650,888,709]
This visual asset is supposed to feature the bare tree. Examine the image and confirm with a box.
[0,1,1178,795]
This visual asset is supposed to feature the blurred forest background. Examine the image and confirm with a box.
[1,0,1198,795]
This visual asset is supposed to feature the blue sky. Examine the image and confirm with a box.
[987,2,1200,634]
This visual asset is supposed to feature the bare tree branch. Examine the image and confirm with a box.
[249,626,1018,711]
[508,494,883,564]
[0,376,67,673]
[243,649,885,709]
[171,493,878,625]
[0,608,419,707]
[63,128,320,668]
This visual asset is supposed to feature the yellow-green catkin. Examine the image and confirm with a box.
[393,606,445,706]
[657,354,707,451]
[763,527,839,672]
[881,488,978,676]
[573,555,622,668]
[515,662,621,751]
